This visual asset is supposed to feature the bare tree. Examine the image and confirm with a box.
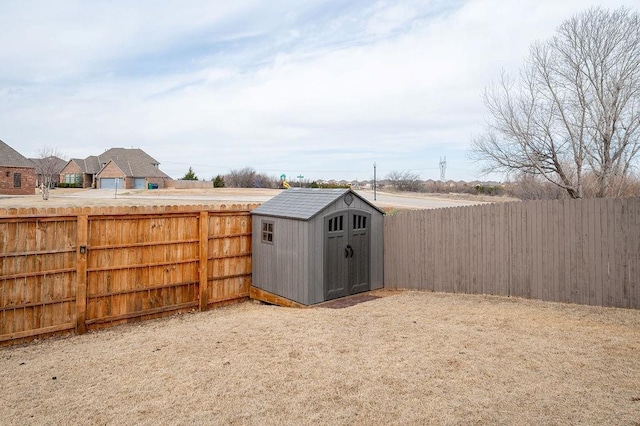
[386,170,422,192]
[506,173,566,200]
[224,167,279,188]
[471,7,640,198]
[34,146,66,200]
[225,167,256,188]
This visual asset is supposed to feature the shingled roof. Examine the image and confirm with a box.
[0,139,35,168]
[67,156,101,174]
[251,188,383,220]
[29,156,67,174]
[103,157,169,178]
[68,148,169,178]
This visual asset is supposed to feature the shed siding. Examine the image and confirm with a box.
[308,215,324,304]
[252,215,310,305]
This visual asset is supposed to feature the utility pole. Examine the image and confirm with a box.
[373,162,377,201]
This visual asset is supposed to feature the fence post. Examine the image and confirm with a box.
[199,211,209,311]
[75,214,89,334]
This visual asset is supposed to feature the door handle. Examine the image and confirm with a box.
[345,244,353,259]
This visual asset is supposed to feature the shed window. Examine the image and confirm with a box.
[328,216,344,232]
[13,173,21,188]
[262,221,274,244]
[353,214,367,230]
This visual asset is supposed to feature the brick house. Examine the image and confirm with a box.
[59,156,102,188]
[60,148,171,189]
[0,139,37,195]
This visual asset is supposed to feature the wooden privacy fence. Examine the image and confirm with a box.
[385,197,640,309]
[0,204,256,345]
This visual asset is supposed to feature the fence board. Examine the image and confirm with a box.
[586,199,595,305]
[632,199,640,308]
[1,205,256,345]
[557,200,566,303]
[604,199,615,306]
[614,199,625,308]
[592,199,602,306]
[551,200,560,302]
[206,213,251,306]
[384,197,640,310]
[0,215,78,341]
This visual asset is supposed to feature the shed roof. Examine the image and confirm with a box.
[251,188,384,220]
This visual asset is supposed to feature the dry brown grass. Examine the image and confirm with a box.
[1,291,639,425]
[0,188,281,209]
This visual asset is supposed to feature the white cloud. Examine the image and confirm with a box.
[1,0,637,180]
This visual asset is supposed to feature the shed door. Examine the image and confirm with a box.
[324,212,348,300]
[324,210,371,301]
[349,211,371,295]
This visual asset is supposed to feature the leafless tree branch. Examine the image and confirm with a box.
[471,7,640,198]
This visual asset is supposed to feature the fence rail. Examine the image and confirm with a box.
[384,197,640,309]
[0,204,256,345]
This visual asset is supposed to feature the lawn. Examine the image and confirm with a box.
[1,291,639,425]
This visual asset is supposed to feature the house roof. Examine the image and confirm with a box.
[101,157,169,179]
[102,148,159,164]
[66,156,101,174]
[67,148,170,178]
[0,139,35,168]
[251,188,384,220]
[29,156,67,174]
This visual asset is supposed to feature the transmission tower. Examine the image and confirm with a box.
[439,156,447,181]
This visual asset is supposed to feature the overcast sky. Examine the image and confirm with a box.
[0,0,636,182]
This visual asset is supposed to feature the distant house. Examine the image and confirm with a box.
[29,156,67,188]
[0,139,36,195]
[59,148,171,189]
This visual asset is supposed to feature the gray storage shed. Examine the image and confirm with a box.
[251,188,384,306]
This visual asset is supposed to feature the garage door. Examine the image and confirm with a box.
[134,178,146,189]
[100,178,122,189]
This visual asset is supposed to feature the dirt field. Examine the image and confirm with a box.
[1,291,639,425]
[0,187,513,210]
[0,188,278,209]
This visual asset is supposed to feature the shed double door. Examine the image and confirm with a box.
[324,210,371,301]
